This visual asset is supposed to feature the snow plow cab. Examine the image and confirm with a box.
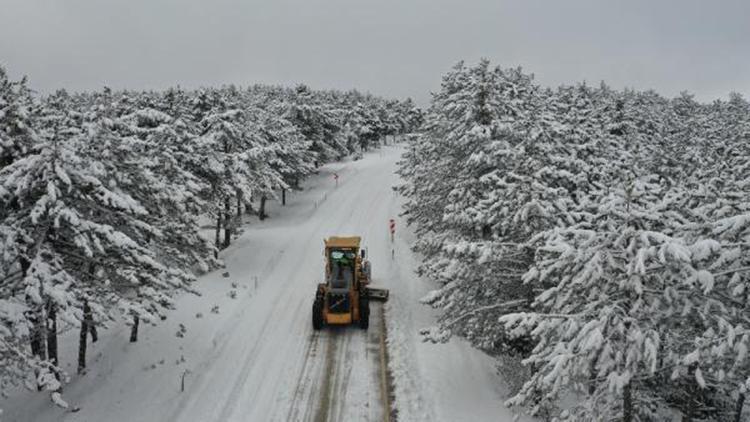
[312,236,388,330]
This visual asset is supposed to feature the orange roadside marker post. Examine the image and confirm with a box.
[333,172,339,187]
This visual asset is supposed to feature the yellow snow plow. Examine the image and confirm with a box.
[312,236,389,330]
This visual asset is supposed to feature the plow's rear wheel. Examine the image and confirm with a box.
[358,295,370,330]
[312,299,324,330]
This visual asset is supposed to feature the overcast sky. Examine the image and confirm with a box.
[1,0,748,105]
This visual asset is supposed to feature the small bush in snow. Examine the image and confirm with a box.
[176,324,186,338]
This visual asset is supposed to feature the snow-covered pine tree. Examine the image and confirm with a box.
[285,85,347,165]
[0,66,39,169]
[398,60,473,250]
[1,92,197,376]
[190,88,285,244]
[402,59,750,420]
[397,97,424,135]
[361,101,387,149]
[111,97,217,276]
[233,105,286,221]
[248,104,313,204]
[409,62,580,353]
[0,75,68,398]
[416,61,535,342]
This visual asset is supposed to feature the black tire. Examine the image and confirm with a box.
[358,295,370,330]
[312,299,324,330]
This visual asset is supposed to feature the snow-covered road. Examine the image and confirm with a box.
[2,144,529,422]
[165,149,396,422]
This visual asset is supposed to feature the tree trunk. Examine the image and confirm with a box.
[36,310,48,391]
[245,195,254,215]
[23,259,46,361]
[259,195,267,221]
[683,364,697,422]
[214,212,221,258]
[78,301,91,374]
[88,308,98,342]
[237,192,243,220]
[223,198,231,249]
[130,315,139,343]
[588,342,607,395]
[20,256,31,276]
[46,302,58,369]
[28,299,47,390]
[19,256,31,296]
[281,188,286,206]
[28,307,44,359]
[735,392,745,422]
[27,251,49,390]
[623,382,633,422]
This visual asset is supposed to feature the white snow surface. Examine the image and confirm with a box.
[1,145,528,422]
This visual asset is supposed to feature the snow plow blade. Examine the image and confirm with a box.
[366,286,389,301]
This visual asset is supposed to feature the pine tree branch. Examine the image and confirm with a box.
[0,269,24,296]
[442,299,529,329]
[713,266,750,277]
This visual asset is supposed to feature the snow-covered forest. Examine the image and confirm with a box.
[399,60,750,421]
[4,53,750,422]
[0,65,422,411]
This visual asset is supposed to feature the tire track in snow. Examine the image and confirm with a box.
[313,330,338,422]
[331,328,355,422]
[216,161,375,421]
[310,304,386,422]
[284,167,380,422]
[285,331,322,422]
[180,152,394,422]
[213,221,339,422]
[170,166,354,422]
[325,177,383,422]
[309,167,393,422]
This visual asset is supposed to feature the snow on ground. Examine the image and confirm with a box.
[1,144,531,422]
